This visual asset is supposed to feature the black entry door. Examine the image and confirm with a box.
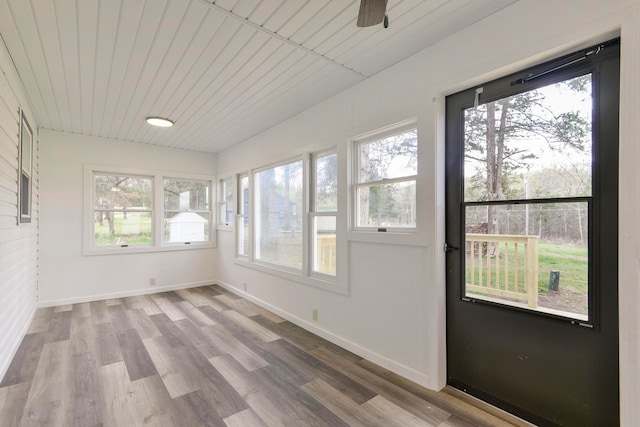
[445,39,619,426]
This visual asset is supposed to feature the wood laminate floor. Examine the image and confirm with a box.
[0,285,524,426]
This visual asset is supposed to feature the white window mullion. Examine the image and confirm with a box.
[154,175,163,246]
[302,153,311,277]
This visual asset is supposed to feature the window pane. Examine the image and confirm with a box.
[20,173,30,217]
[239,175,249,215]
[94,211,152,246]
[356,181,416,228]
[313,216,336,276]
[95,175,153,209]
[163,211,209,243]
[464,74,592,202]
[358,129,417,183]
[255,161,303,269]
[20,119,32,176]
[465,202,588,320]
[237,175,249,257]
[163,179,210,243]
[237,215,249,257]
[315,153,337,212]
[220,177,233,225]
[164,179,209,211]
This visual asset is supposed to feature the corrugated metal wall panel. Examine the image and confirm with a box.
[0,37,38,382]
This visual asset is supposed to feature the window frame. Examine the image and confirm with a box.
[93,172,154,248]
[236,173,250,258]
[234,150,342,291]
[218,176,233,230]
[309,149,337,279]
[252,156,306,272]
[84,164,215,255]
[18,110,33,225]
[351,120,418,233]
[163,177,213,246]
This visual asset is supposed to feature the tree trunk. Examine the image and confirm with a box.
[485,101,510,234]
[486,102,497,233]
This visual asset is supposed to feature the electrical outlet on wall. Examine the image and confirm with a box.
[149,277,156,286]
[243,282,247,291]
[312,309,318,321]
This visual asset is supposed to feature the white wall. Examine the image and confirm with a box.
[0,39,39,380]
[38,130,217,305]
[215,0,640,423]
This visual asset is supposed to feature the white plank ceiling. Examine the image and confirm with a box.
[0,0,515,153]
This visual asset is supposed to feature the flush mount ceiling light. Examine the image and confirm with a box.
[145,116,174,127]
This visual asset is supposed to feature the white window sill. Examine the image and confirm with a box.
[347,229,426,246]
[234,258,348,295]
[83,241,216,256]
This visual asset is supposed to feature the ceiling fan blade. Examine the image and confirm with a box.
[357,0,388,27]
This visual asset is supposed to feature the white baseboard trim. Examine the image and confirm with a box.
[37,280,216,308]
[0,303,37,383]
[215,280,432,389]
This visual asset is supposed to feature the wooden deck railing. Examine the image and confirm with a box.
[466,233,539,308]
[316,234,336,275]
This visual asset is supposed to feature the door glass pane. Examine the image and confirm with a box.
[464,74,592,202]
[462,73,593,321]
[465,202,588,320]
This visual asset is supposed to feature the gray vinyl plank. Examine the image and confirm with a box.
[43,311,72,343]
[267,338,377,404]
[170,343,249,419]
[301,378,385,427]
[1,286,520,427]
[116,328,158,381]
[223,408,268,427]
[107,304,134,332]
[149,312,192,348]
[211,354,347,427]
[173,390,227,427]
[221,310,281,343]
[125,307,162,340]
[88,301,111,325]
[21,341,70,425]
[94,322,123,366]
[135,294,164,316]
[312,346,452,426]
[19,399,64,427]
[152,296,188,321]
[438,415,481,427]
[202,324,269,372]
[180,304,216,327]
[98,361,137,426]
[0,382,31,426]
[175,288,215,308]
[0,333,44,387]
[362,395,434,427]
[174,318,225,359]
[69,312,96,356]
[68,352,101,427]
[142,336,199,399]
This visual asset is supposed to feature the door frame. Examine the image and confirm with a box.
[444,39,620,426]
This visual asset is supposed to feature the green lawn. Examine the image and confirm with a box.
[466,241,588,295]
[94,213,152,245]
[537,242,588,293]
